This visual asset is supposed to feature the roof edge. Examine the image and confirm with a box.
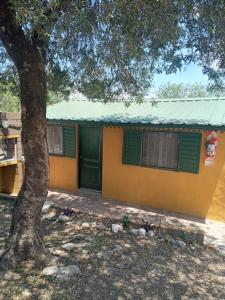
[47,118,225,130]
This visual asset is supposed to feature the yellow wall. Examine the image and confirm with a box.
[102,127,225,222]
[49,125,78,192]
[49,156,77,192]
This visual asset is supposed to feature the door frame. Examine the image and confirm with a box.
[78,125,103,191]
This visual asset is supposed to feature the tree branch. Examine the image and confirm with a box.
[0,0,30,69]
[30,0,72,52]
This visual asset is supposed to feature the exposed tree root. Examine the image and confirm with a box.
[0,230,46,270]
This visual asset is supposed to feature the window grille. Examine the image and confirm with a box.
[142,131,179,169]
[47,126,63,155]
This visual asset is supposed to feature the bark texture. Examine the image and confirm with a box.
[0,1,49,269]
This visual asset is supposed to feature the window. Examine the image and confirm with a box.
[0,138,17,162]
[47,125,76,157]
[142,131,179,169]
[123,129,201,174]
[47,126,63,155]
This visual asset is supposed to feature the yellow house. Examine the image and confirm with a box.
[0,112,23,195]
[46,98,225,222]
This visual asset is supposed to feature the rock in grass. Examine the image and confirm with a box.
[113,244,123,253]
[42,201,54,214]
[130,229,138,235]
[42,201,54,213]
[138,228,146,236]
[96,252,103,259]
[164,234,176,244]
[20,289,33,300]
[82,222,90,228]
[58,215,70,222]
[42,266,58,276]
[146,230,154,238]
[96,223,106,230]
[62,243,78,251]
[176,240,187,249]
[56,265,81,280]
[73,234,86,241]
[103,250,114,259]
[112,224,123,233]
[73,234,93,242]
[85,235,94,242]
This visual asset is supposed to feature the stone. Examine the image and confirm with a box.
[176,240,187,249]
[146,230,154,238]
[164,234,175,244]
[73,234,86,241]
[214,276,225,284]
[97,252,103,258]
[113,244,123,253]
[42,201,54,213]
[58,215,69,222]
[130,229,138,235]
[103,250,113,259]
[62,243,78,251]
[112,224,123,233]
[73,234,93,242]
[138,228,146,236]
[50,249,69,257]
[96,223,106,230]
[85,235,94,242]
[42,211,58,221]
[42,266,58,276]
[85,287,92,294]
[20,289,32,300]
[82,222,90,228]
[56,265,81,281]
[66,242,88,250]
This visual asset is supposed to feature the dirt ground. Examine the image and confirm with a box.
[0,198,225,300]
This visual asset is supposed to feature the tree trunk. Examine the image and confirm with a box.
[0,49,49,269]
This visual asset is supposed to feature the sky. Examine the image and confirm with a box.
[152,62,208,88]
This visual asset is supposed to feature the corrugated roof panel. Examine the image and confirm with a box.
[46,97,225,127]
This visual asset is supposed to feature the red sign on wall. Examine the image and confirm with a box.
[205,131,218,166]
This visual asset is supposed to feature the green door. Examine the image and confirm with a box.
[79,126,102,191]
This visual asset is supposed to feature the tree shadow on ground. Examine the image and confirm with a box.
[0,198,225,300]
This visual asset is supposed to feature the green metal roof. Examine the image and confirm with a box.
[46,97,225,129]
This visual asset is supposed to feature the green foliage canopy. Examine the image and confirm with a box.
[1,1,225,101]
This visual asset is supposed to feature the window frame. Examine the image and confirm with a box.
[47,125,64,156]
[141,130,180,171]
[122,128,202,174]
[47,124,76,158]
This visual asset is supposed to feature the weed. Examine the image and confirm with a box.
[121,215,130,229]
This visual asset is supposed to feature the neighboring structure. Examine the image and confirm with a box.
[46,97,225,222]
[0,112,23,195]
